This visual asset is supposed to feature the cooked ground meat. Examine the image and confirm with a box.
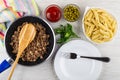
[10,22,49,62]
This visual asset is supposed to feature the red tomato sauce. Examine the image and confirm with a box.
[45,5,62,22]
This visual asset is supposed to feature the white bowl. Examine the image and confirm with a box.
[82,7,118,44]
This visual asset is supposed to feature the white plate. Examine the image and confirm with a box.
[54,39,102,80]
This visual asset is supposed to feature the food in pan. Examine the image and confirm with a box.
[10,22,50,62]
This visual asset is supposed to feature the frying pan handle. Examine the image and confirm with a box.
[0,58,14,73]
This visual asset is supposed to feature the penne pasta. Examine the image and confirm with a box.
[91,9,99,23]
[84,8,117,43]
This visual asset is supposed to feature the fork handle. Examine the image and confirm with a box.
[80,56,110,62]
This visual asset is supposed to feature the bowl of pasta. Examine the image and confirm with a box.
[82,7,117,44]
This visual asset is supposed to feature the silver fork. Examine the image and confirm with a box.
[63,53,110,63]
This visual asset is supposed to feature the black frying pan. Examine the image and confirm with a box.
[5,16,55,66]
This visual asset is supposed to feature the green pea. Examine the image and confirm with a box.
[64,4,80,22]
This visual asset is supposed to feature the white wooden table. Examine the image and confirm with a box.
[0,0,120,80]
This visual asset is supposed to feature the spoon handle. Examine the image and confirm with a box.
[80,56,110,62]
[8,53,21,80]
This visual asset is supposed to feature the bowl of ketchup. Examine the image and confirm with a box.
[45,4,62,22]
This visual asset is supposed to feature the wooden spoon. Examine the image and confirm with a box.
[8,23,36,80]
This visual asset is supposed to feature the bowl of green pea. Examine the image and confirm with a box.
[63,4,80,22]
